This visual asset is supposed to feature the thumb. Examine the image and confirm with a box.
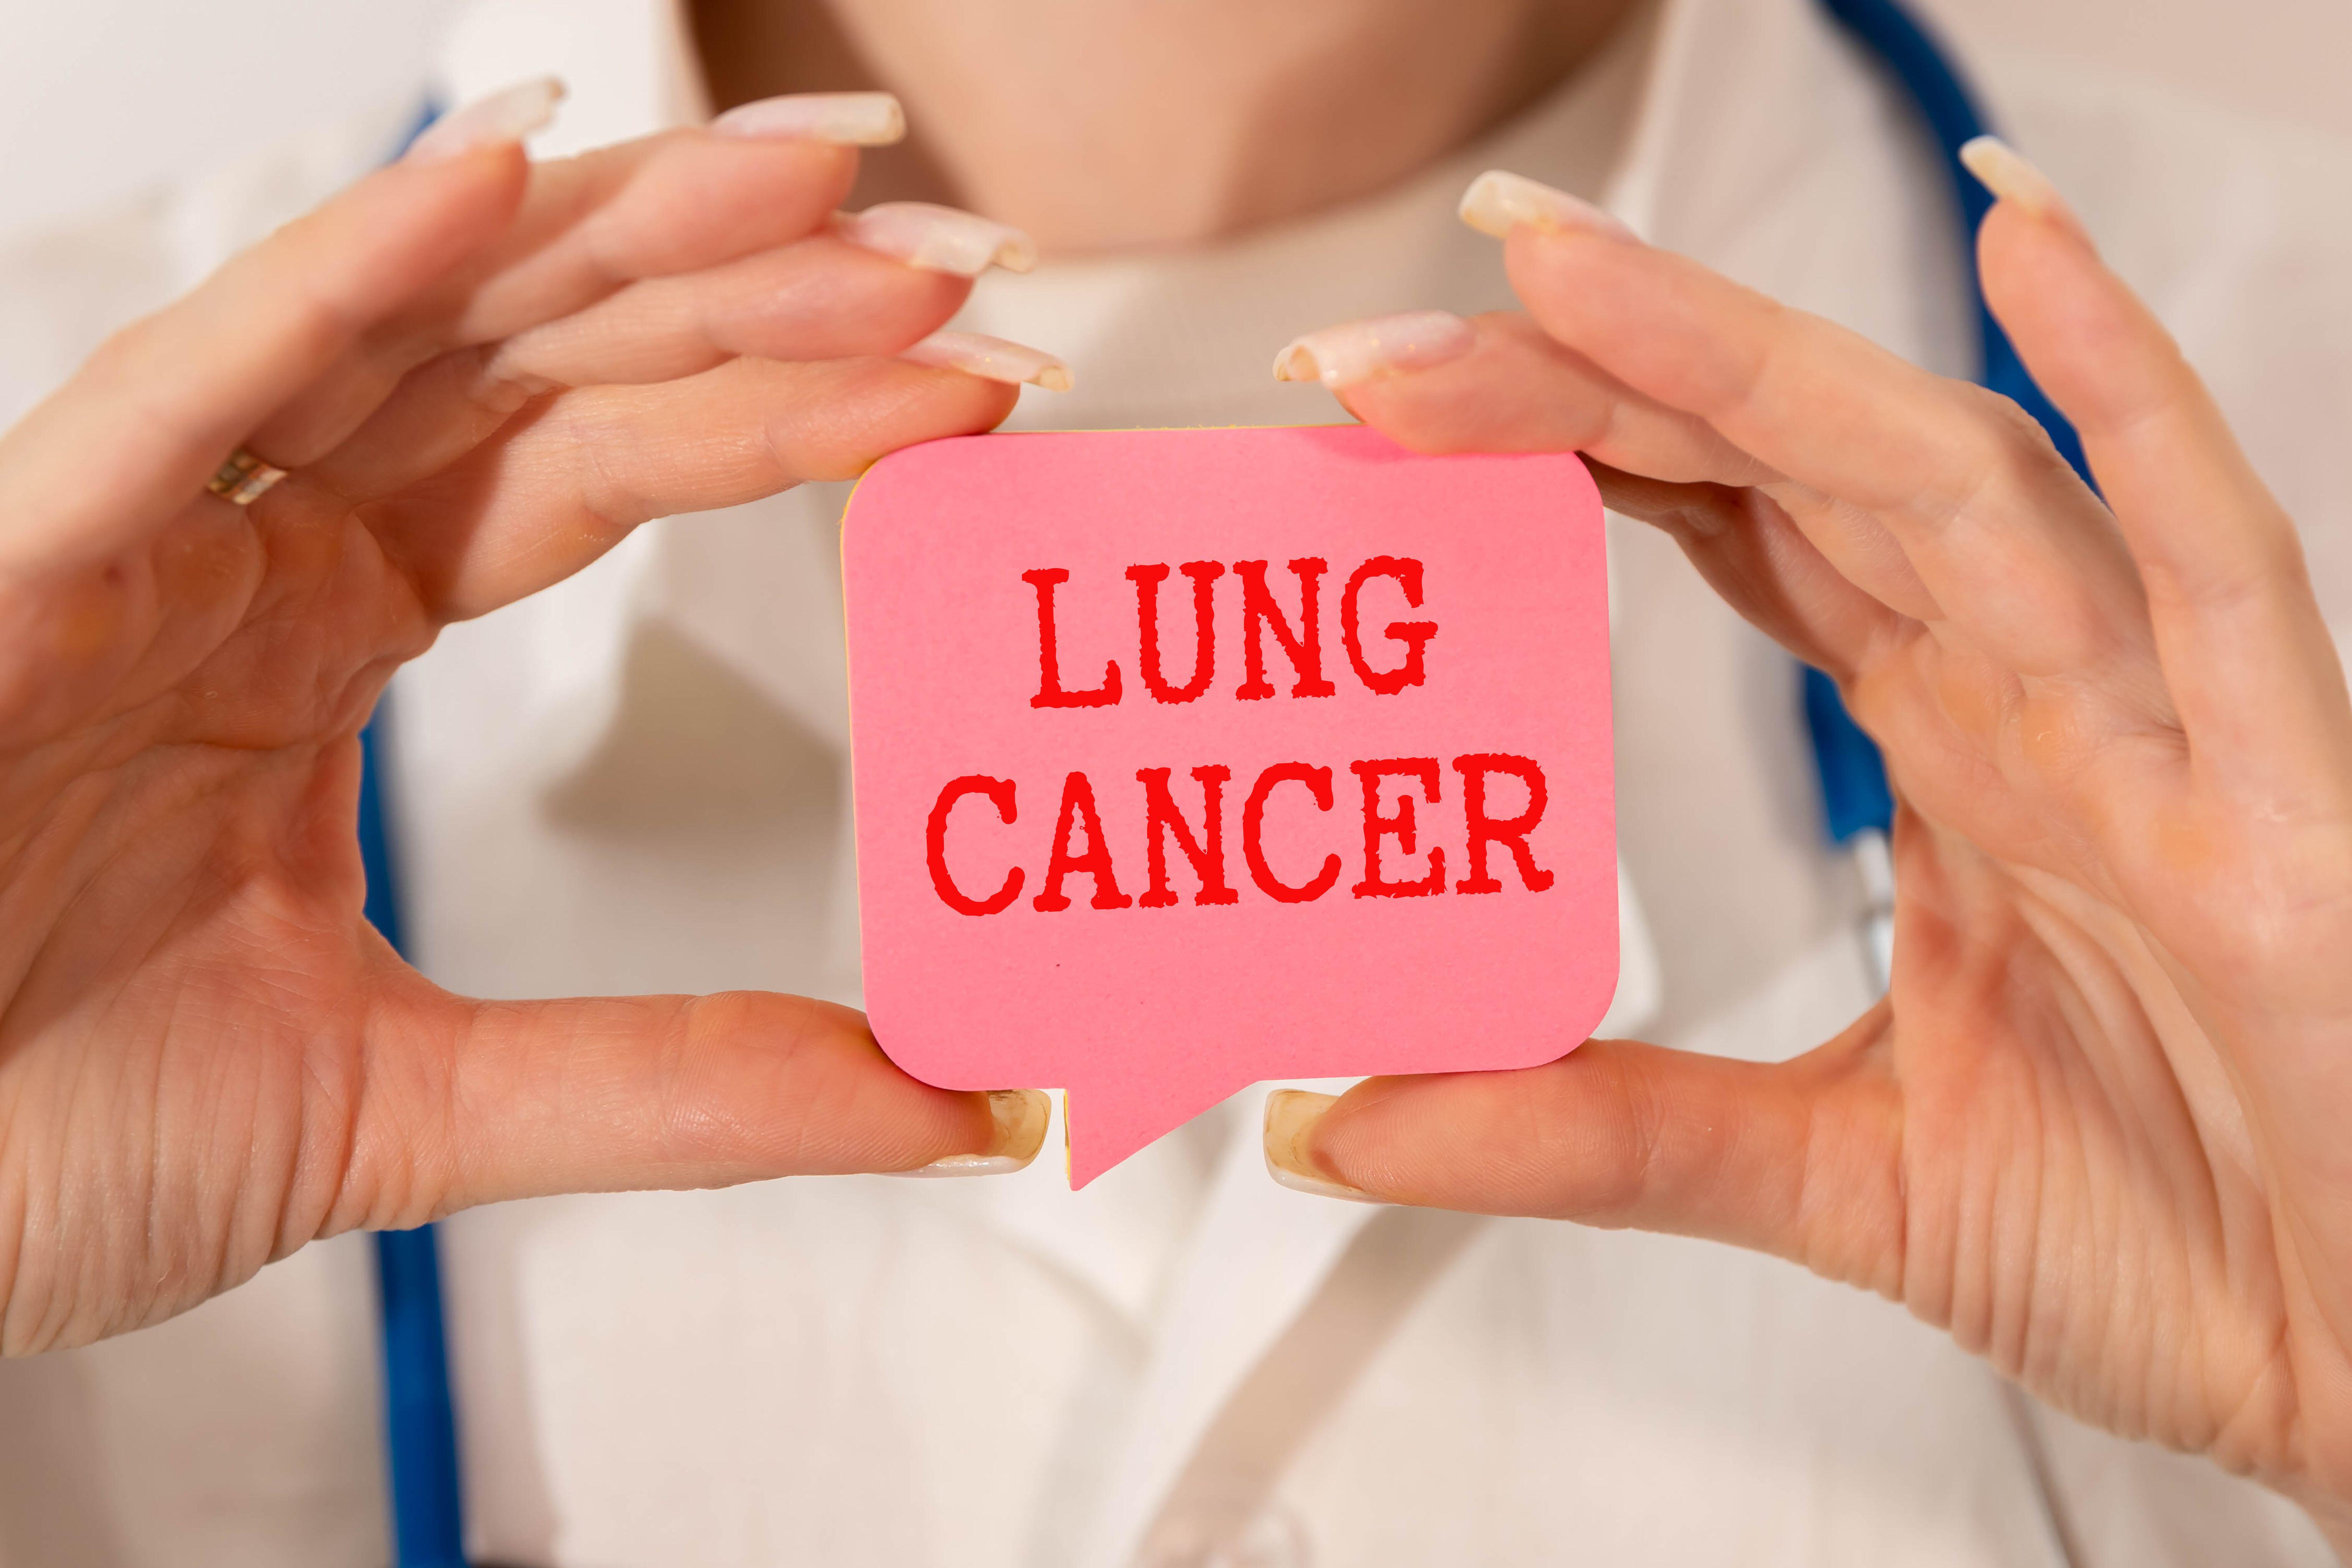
[349,985,1045,1222]
[1268,1026,1907,1295]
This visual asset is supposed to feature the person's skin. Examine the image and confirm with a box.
[691,0,1640,249]
[1267,166,2352,1550]
[0,0,2347,1554]
[0,86,1073,1354]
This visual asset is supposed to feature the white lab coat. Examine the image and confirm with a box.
[1,0,2349,1563]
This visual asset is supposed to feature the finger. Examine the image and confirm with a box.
[1968,143,2352,799]
[1584,468,2006,841]
[1497,209,2156,683]
[1325,311,1766,478]
[250,123,868,466]
[1587,463,1908,682]
[351,987,1050,1215]
[1303,306,1940,637]
[0,145,528,577]
[1276,1029,1906,1295]
[362,354,1022,618]
[1325,312,1902,678]
[296,235,977,505]
[485,234,974,389]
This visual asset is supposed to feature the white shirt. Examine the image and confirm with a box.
[0,0,2348,1563]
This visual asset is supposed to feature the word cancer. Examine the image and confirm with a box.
[928,755,1555,916]
[924,556,1560,916]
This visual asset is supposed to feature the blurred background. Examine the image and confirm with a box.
[0,0,2347,242]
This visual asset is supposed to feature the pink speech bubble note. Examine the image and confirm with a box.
[844,425,1614,1187]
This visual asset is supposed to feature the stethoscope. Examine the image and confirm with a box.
[357,2,2095,1560]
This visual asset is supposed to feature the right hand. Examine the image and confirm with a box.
[0,86,1052,1355]
[1275,164,2352,1549]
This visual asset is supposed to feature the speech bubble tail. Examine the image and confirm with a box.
[1062,1082,1234,1189]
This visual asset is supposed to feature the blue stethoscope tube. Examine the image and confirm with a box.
[364,101,468,1568]
[1809,0,2096,993]
[357,6,2096,1559]
[361,727,465,1564]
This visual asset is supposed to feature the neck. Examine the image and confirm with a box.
[691,0,1642,254]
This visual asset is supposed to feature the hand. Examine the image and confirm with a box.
[1267,156,2352,1545]
[0,86,1059,1354]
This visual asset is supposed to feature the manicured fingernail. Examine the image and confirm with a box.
[1273,310,1475,389]
[1959,136,2082,232]
[712,91,905,147]
[892,1089,1053,1178]
[1263,1090,1380,1204]
[837,202,1038,277]
[902,330,1072,392]
[1457,169,1636,242]
[405,78,566,164]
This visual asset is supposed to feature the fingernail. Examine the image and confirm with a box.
[892,1089,1053,1178]
[1263,1090,1380,1204]
[1273,310,1475,389]
[712,91,905,147]
[1959,136,2083,232]
[902,330,1073,392]
[837,202,1038,277]
[1457,169,1636,242]
[405,78,566,164]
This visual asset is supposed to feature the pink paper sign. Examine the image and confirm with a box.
[844,425,1614,1186]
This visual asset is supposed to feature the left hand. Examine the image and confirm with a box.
[1267,155,2352,1545]
[0,99,1055,1354]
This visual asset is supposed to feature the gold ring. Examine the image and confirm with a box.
[206,448,288,506]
